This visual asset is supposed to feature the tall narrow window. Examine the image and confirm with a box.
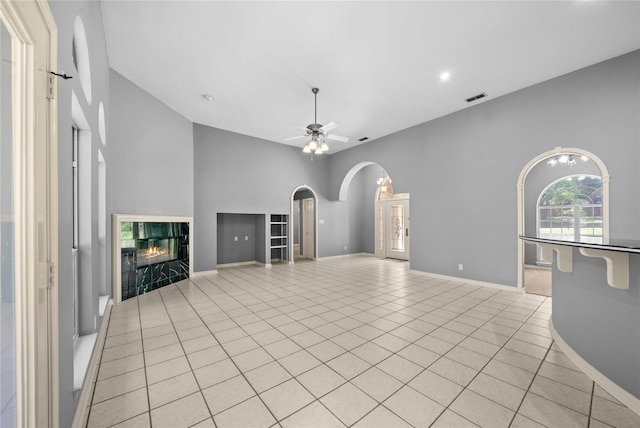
[72,125,79,340]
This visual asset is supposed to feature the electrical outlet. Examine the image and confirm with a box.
[245,236,248,241]
[458,264,463,271]
[344,245,347,251]
[234,236,238,241]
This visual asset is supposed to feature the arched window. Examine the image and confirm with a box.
[537,174,603,247]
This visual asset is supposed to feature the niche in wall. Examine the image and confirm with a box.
[217,213,266,266]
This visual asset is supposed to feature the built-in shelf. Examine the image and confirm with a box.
[270,214,288,262]
[520,235,638,289]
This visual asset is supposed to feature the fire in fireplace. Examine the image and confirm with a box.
[120,221,190,300]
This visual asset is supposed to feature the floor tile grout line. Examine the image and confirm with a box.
[84,302,117,427]
[507,335,554,428]
[176,278,285,426]
[89,301,149,427]
[136,295,154,427]
[587,381,596,428]
[147,289,214,428]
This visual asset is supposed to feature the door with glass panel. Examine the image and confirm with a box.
[1,1,58,426]
[375,198,410,260]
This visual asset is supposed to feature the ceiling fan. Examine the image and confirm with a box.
[284,87,349,154]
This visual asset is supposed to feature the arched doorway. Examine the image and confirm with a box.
[517,147,610,291]
[289,185,318,262]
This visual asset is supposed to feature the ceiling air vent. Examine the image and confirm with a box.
[358,137,369,142]
[466,92,487,103]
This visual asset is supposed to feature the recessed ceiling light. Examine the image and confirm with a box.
[202,94,214,102]
[439,71,451,82]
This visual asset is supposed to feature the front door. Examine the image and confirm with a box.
[375,198,410,260]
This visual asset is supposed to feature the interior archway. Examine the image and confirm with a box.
[338,161,376,201]
[289,185,319,263]
[516,147,610,291]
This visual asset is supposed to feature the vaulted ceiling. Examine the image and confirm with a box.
[101,1,640,152]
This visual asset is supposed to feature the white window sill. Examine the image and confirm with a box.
[99,295,109,317]
[73,333,98,392]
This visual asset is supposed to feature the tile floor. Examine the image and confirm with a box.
[86,256,639,428]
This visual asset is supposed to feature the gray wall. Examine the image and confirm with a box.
[360,164,386,254]
[255,215,266,264]
[553,249,640,399]
[193,125,332,272]
[524,160,601,264]
[329,50,640,287]
[48,1,111,426]
[344,164,385,254]
[216,213,257,265]
[108,70,194,217]
[108,69,194,294]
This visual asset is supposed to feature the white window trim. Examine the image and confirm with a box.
[517,147,610,291]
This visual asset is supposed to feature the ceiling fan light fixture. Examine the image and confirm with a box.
[288,87,347,154]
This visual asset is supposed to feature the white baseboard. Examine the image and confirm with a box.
[318,252,374,261]
[409,269,519,293]
[525,263,551,271]
[549,319,640,416]
[193,269,218,277]
[217,261,258,268]
[71,299,114,428]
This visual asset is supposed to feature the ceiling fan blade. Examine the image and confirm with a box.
[284,135,306,142]
[320,121,338,132]
[326,134,349,143]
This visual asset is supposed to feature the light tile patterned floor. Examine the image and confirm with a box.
[87,256,639,428]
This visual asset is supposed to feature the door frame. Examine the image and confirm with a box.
[1,1,59,426]
[301,198,314,259]
[375,195,410,260]
[289,185,318,262]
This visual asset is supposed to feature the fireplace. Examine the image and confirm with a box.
[113,215,193,302]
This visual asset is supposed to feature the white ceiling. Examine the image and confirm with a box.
[101,1,640,153]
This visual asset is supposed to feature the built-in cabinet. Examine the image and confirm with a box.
[270,214,288,262]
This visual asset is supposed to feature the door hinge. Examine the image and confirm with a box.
[47,73,56,100]
[47,262,56,288]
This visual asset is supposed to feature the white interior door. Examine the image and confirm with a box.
[302,198,314,258]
